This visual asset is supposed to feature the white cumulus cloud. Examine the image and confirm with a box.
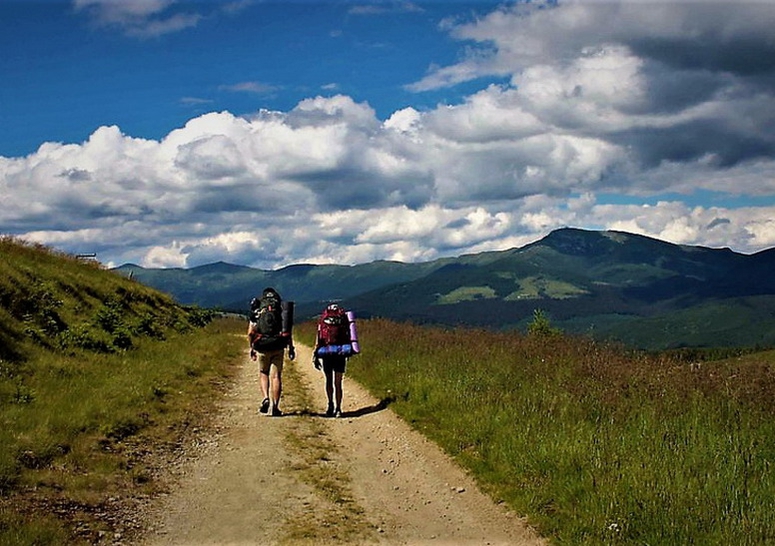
[4,1,775,268]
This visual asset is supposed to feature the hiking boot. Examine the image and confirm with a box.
[259,398,270,414]
[271,406,283,417]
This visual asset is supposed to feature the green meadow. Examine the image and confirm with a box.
[298,316,775,544]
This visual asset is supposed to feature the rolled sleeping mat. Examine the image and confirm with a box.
[281,300,294,335]
[346,311,360,354]
[315,344,356,357]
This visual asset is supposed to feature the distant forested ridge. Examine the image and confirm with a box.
[115,228,775,350]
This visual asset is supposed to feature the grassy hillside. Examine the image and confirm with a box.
[0,237,245,544]
[295,318,775,544]
[1,239,216,360]
[585,296,775,350]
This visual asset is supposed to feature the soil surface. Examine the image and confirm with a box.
[138,343,546,545]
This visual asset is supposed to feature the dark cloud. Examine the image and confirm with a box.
[633,36,775,78]
[707,217,731,230]
[292,168,434,210]
[637,66,725,115]
[444,217,470,230]
[59,168,92,182]
[620,118,775,170]
[189,186,263,214]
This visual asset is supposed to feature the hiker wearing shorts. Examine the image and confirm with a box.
[252,346,285,416]
[248,287,295,417]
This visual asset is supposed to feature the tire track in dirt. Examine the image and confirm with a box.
[140,343,546,545]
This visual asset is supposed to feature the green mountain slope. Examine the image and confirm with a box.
[2,237,213,365]
[115,228,775,349]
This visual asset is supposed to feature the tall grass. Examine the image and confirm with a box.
[301,318,775,544]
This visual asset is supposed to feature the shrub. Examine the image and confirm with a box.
[527,308,562,337]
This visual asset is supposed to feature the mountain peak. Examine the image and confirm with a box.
[191,261,251,274]
[536,227,616,256]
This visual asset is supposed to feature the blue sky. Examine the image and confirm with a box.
[2,0,775,269]
[2,1,478,155]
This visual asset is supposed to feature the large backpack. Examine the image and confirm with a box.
[318,304,351,347]
[249,288,286,351]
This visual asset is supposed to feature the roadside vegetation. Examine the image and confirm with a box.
[298,313,775,544]
[0,237,245,544]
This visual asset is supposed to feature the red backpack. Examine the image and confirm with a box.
[318,304,350,346]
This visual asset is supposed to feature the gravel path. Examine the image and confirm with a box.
[139,343,546,545]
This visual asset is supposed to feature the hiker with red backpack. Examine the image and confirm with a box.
[313,303,360,418]
[247,287,295,416]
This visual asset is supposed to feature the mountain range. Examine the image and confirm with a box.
[115,228,775,350]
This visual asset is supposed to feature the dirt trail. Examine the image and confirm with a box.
[139,343,545,545]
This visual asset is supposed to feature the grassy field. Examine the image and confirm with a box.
[0,238,246,544]
[297,317,775,544]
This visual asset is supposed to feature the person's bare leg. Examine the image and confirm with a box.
[270,366,282,414]
[325,368,335,415]
[258,371,270,413]
[260,372,270,400]
[334,371,344,416]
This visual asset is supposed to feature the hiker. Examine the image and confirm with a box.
[247,287,295,416]
[313,303,360,418]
